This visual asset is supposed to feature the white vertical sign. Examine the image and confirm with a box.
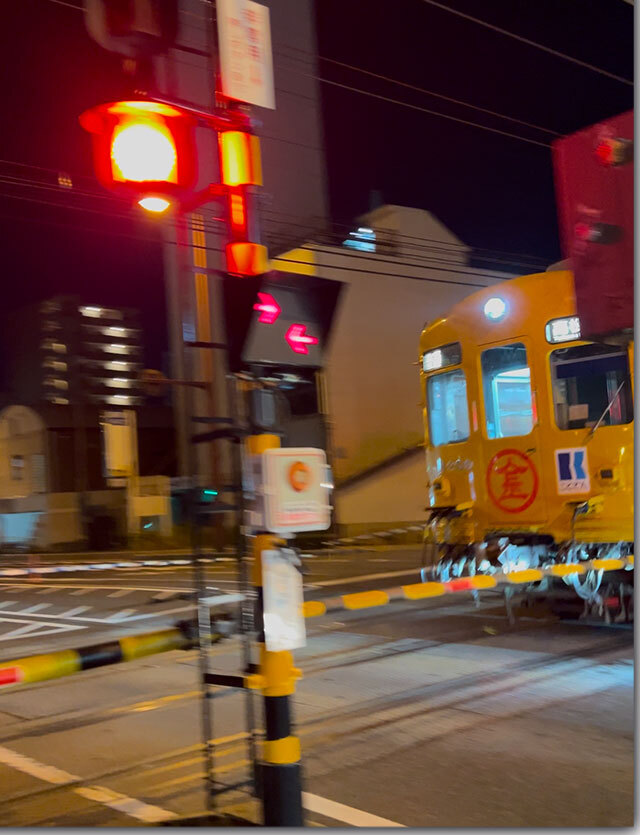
[217,0,276,110]
[262,549,306,652]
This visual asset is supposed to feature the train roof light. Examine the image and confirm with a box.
[484,297,507,321]
[546,316,581,344]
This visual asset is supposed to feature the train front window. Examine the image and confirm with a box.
[550,344,633,430]
[426,369,470,445]
[481,343,534,439]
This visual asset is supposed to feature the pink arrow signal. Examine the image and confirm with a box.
[285,323,319,355]
[253,292,281,324]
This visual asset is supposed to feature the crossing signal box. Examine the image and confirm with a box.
[222,271,344,373]
[553,110,633,341]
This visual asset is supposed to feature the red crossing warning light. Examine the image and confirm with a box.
[222,271,345,373]
[285,324,319,355]
[553,110,633,341]
[79,100,197,213]
[253,292,281,324]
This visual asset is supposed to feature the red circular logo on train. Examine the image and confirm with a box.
[486,449,539,513]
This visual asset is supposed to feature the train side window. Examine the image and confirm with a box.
[426,369,470,445]
[481,343,533,439]
[550,344,633,430]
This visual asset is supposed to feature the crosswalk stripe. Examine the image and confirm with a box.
[70,588,95,596]
[106,609,136,622]
[20,603,52,614]
[58,606,91,618]
[108,589,134,598]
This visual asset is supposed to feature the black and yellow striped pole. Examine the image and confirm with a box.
[246,433,304,827]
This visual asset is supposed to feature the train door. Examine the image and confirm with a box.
[478,338,548,525]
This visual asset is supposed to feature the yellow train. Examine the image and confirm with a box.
[418,268,633,620]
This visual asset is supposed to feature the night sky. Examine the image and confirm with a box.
[0,0,633,372]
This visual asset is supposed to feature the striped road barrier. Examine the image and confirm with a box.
[0,627,203,689]
[302,556,634,618]
[0,557,631,690]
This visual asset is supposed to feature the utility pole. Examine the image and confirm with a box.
[79,1,344,826]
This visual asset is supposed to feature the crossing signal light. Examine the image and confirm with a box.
[79,100,197,212]
[595,137,633,167]
[574,221,623,245]
[222,271,344,372]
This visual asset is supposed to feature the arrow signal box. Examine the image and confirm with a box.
[222,270,344,373]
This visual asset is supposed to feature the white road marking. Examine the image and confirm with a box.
[0,604,194,625]
[311,568,419,588]
[302,792,404,827]
[19,604,52,614]
[37,587,68,595]
[0,744,176,823]
[106,609,136,622]
[0,602,15,609]
[107,589,134,598]
[0,618,85,641]
[57,606,91,618]
[69,588,95,596]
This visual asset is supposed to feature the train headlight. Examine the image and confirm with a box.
[545,316,581,343]
[484,297,507,321]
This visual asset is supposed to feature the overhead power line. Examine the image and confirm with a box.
[278,50,560,137]
[419,0,633,86]
[284,69,551,149]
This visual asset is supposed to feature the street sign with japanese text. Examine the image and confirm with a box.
[217,0,275,110]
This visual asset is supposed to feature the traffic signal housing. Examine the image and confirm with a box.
[222,271,345,373]
[79,100,197,212]
[553,110,633,341]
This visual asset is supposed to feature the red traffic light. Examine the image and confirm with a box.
[595,137,633,167]
[253,292,281,324]
[575,221,623,245]
[285,324,319,355]
[79,100,197,211]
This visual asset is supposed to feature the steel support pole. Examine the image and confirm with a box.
[247,433,304,827]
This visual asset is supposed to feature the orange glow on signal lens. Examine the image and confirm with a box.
[138,196,171,213]
[111,121,177,183]
[219,131,262,186]
[230,193,246,231]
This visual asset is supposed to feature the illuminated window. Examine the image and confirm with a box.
[41,340,66,354]
[10,455,24,481]
[481,343,533,438]
[104,343,131,355]
[44,377,69,390]
[105,377,132,389]
[79,306,123,320]
[105,360,131,372]
[79,306,103,318]
[427,369,470,445]
[43,358,67,372]
[550,344,633,430]
[103,326,129,338]
[47,395,69,405]
[343,226,376,252]
[107,394,132,405]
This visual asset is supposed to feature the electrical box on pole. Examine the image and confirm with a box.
[553,110,633,343]
[222,270,344,373]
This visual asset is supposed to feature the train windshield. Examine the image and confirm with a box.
[481,343,534,439]
[427,369,470,445]
[550,344,633,429]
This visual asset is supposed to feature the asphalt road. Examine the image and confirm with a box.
[0,546,634,827]
[0,547,423,658]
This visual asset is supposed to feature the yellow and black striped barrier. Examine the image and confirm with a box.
[0,626,204,689]
[302,555,634,619]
